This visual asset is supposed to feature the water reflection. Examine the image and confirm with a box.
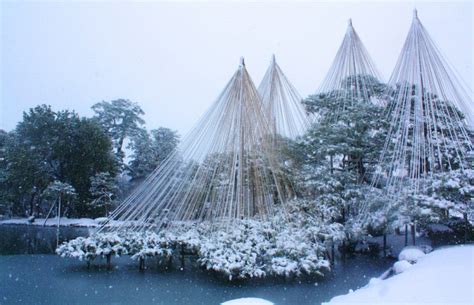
[0,225,91,255]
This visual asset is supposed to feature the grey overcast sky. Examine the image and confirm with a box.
[1,0,473,135]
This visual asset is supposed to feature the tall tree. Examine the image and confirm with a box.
[2,105,117,217]
[89,172,119,216]
[128,127,179,180]
[92,99,145,167]
[0,130,11,215]
[302,75,390,183]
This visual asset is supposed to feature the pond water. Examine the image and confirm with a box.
[0,225,394,305]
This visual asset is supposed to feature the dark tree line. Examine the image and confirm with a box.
[0,100,178,219]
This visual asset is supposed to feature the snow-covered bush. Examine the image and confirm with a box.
[413,169,473,224]
[173,222,208,253]
[129,231,174,261]
[56,232,127,263]
[56,236,89,261]
[198,220,271,280]
[268,226,330,277]
[197,213,336,280]
[57,203,349,280]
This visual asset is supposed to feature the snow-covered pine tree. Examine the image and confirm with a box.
[128,127,179,181]
[89,172,119,217]
[92,99,146,169]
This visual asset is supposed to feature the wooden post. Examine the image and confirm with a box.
[56,196,61,248]
[404,224,408,246]
[180,244,185,269]
[411,223,416,246]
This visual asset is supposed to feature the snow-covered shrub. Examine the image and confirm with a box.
[413,169,474,224]
[95,233,127,258]
[268,226,330,277]
[129,231,173,261]
[173,222,208,254]
[198,220,272,280]
[392,260,412,274]
[56,232,127,263]
[398,246,425,263]
[56,236,88,261]
[196,212,337,280]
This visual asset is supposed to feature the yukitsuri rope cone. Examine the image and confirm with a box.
[315,19,384,113]
[367,10,473,218]
[258,55,311,139]
[98,58,294,235]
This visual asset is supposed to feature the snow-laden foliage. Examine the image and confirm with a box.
[57,206,343,280]
[197,203,342,280]
[412,169,474,223]
[56,232,126,262]
[127,231,174,261]
[198,220,271,280]
[89,172,118,216]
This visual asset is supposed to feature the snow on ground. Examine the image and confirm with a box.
[392,260,412,274]
[221,298,274,305]
[0,217,99,227]
[398,246,425,262]
[324,245,474,305]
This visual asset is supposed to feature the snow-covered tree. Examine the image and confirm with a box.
[128,127,179,180]
[302,78,390,183]
[0,130,11,216]
[89,172,118,216]
[92,99,145,168]
[411,169,474,225]
[42,180,77,217]
[2,105,117,217]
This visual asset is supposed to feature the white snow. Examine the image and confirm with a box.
[392,260,412,274]
[324,245,474,305]
[94,217,109,224]
[398,246,425,262]
[221,298,274,305]
[0,217,99,227]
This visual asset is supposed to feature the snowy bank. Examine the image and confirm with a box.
[0,217,99,227]
[324,245,474,305]
[221,298,273,305]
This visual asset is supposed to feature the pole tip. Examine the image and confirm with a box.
[271,54,276,63]
[348,18,352,26]
[413,8,418,19]
[240,56,245,67]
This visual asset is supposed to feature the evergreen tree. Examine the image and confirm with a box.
[128,127,179,180]
[0,130,11,215]
[89,172,119,216]
[42,180,77,218]
[92,99,145,168]
[302,75,390,182]
[2,105,117,217]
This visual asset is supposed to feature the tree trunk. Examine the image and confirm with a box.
[383,233,387,257]
[411,223,416,246]
[331,242,335,265]
[139,257,145,271]
[106,254,112,269]
[464,212,469,244]
[330,154,334,174]
[28,193,36,217]
[357,158,365,183]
